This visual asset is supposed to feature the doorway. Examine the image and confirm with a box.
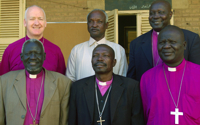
[118,15,137,63]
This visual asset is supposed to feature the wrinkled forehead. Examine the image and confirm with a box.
[88,11,105,20]
[27,6,45,17]
[23,41,43,51]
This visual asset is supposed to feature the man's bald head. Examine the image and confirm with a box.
[150,0,171,11]
[149,0,172,32]
[158,25,186,67]
[93,44,115,59]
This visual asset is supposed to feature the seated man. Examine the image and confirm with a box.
[68,44,144,125]
[140,25,200,125]
[0,39,71,125]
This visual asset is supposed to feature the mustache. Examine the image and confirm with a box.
[91,28,99,31]
[94,62,107,66]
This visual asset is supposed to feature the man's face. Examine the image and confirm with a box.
[158,29,186,66]
[92,46,116,74]
[87,11,108,41]
[21,41,46,74]
[24,6,47,39]
[149,2,172,32]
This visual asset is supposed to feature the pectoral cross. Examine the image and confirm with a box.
[170,108,183,124]
[97,117,105,125]
[30,120,38,125]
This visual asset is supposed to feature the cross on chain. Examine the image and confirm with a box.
[97,117,105,125]
[30,120,38,125]
[170,108,183,124]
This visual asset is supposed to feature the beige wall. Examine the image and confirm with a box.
[43,23,90,64]
[172,0,200,34]
[26,0,105,22]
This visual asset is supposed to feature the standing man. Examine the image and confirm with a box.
[140,25,200,125]
[0,5,66,75]
[0,39,71,125]
[68,44,143,125]
[127,0,200,81]
[66,9,127,82]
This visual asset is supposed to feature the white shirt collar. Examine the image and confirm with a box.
[88,37,107,46]
[29,74,37,79]
[168,67,176,72]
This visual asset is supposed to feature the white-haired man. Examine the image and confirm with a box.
[66,9,127,82]
[0,5,66,75]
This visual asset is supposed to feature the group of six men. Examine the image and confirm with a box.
[0,0,200,125]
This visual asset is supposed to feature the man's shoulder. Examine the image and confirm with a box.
[181,29,199,36]
[1,70,22,78]
[43,38,61,50]
[113,74,139,86]
[132,30,152,42]
[45,69,71,81]
[72,75,94,87]
[71,41,89,52]
[141,65,161,79]
[6,37,25,49]
[106,40,125,50]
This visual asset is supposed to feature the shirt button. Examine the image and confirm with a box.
[101,100,104,103]
[21,115,25,119]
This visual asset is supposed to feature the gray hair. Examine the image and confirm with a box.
[87,9,108,23]
[21,39,45,53]
[24,5,46,20]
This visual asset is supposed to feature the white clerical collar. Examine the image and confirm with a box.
[157,32,159,35]
[99,82,107,86]
[29,74,37,79]
[88,37,107,46]
[168,67,176,72]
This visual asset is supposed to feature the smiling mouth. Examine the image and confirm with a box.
[163,52,173,56]
[29,62,37,65]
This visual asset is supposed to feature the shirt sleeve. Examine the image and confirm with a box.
[0,48,10,76]
[66,47,76,82]
[118,47,128,77]
[56,48,66,75]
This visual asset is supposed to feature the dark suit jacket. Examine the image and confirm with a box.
[127,29,200,82]
[68,74,144,125]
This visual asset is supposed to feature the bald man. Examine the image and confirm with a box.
[127,0,200,81]
[0,5,66,75]
[69,44,144,125]
[140,25,200,125]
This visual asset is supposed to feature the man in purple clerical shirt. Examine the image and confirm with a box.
[140,25,200,125]
[0,5,66,76]
[68,44,144,125]
[127,0,200,82]
[0,39,71,125]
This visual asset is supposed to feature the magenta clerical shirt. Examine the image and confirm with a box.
[152,30,163,67]
[96,77,113,96]
[0,36,66,75]
[24,70,45,125]
[140,59,200,125]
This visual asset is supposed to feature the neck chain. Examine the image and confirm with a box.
[163,62,186,108]
[95,82,112,123]
[25,36,44,44]
[27,70,44,124]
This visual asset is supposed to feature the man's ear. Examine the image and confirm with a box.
[44,53,46,60]
[183,41,187,50]
[24,19,27,27]
[113,59,116,67]
[20,53,23,61]
[169,11,173,20]
[105,22,109,29]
